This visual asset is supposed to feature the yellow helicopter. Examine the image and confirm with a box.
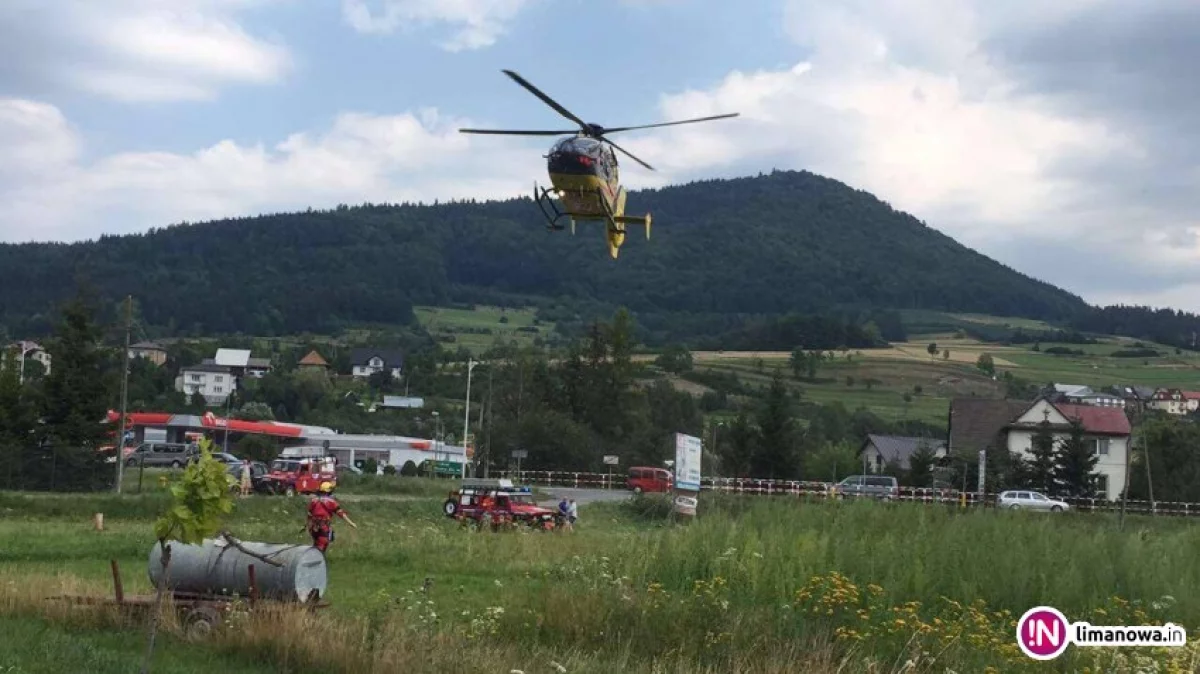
[459,70,739,259]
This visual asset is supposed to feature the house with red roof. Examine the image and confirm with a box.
[950,397,1131,501]
[1147,389,1200,416]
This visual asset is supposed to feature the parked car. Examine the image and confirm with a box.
[627,466,673,494]
[226,460,272,494]
[335,463,363,475]
[123,442,198,469]
[998,490,1069,512]
[833,475,899,501]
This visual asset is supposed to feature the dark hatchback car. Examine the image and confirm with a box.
[226,460,272,493]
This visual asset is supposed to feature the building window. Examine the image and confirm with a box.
[190,374,201,382]
[214,386,223,393]
[215,376,223,382]
[1095,474,1109,497]
[1095,438,1110,456]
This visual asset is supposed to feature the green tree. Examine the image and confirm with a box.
[1053,419,1100,497]
[0,350,39,489]
[37,295,114,491]
[789,347,807,380]
[1128,418,1200,502]
[942,349,950,360]
[751,371,799,479]
[805,440,858,482]
[719,411,757,478]
[654,344,693,374]
[907,441,937,487]
[234,434,278,463]
[927,342,938,357]
[976,353,995,376]
[1027,420,1057,493]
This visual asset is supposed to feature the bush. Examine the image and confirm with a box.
[363,458,379,475]
[383,464,397,475]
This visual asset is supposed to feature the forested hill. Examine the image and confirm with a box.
[0,170,1089,337]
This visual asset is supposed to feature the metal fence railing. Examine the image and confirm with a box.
[492,471,1190,517]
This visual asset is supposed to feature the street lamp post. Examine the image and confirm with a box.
[436,407,446,474]
[461,358,477,479]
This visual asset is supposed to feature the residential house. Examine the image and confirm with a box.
[298,350,330,373]
[1147,389,1200,416]
[211,348,272,379]
[8,340,51,376]
[858,435,947,473]
[949,397,1131,500]
[1112,385,1155,414]
[175,363,236,405]
[1042,384,1124,408]
[350,348,404,379]
[129,341,168,366]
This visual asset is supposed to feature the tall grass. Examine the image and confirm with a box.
[2,491,1198,672]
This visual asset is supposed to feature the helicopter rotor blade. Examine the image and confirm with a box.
[459,128,578,136]
[599,113,740,135]
[501,69,590,131]
[603,138,655,171]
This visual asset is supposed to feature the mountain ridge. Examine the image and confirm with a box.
[1,169,1190,347]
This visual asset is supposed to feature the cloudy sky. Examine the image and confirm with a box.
[1,0,1198,311]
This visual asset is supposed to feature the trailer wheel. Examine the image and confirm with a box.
[285,485,296,497]
[183,606,222,641]
[443,500,459,517]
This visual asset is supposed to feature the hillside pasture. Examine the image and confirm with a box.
[414,305,556,353]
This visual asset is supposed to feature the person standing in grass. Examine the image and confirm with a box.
[567,499,578,531]
[240,460,252,497]
[306,481,357,553]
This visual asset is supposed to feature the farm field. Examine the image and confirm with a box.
[1,484,1199,673]
[676,336,1200,428]
[414,304,557,353]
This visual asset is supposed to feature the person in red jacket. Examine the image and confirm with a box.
[306,481,357,553]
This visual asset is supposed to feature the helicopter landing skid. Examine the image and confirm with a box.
[533,183,570,232]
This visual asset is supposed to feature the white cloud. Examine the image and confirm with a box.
[341,0,538,51]
[605,0,1200,309]
[0,0,292,102]
[0,97,546,242]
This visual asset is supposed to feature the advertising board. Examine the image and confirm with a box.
[673,433,702,492]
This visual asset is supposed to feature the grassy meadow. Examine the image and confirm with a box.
[414,305,556,353]
[1,483,1198,673]
[680,334,1200,427]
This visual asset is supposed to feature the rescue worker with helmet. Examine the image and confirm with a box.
[306,481,357,553]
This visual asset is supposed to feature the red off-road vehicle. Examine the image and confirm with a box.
[443,479,557,530]
[264,457,337,496]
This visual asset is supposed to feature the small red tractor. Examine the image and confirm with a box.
[443,478,558,531]
[264,456,337,496]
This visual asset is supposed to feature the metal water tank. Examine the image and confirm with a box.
[148,539,327,601]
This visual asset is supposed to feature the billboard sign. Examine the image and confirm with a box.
[674,433,702,492]
[603,455,619,465]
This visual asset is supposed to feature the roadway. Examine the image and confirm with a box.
[536,486,633,507]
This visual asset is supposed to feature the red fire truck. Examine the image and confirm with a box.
[264,456,337,496]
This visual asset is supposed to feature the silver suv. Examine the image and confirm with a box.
[834,475,899,501]
[124,442,198,468]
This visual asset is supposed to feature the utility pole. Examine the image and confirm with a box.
[1118,428,1133,530]
[115,295,132,494]
[461,358,477,479]
[484,366,493,478]
[1143,432,1156,516]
